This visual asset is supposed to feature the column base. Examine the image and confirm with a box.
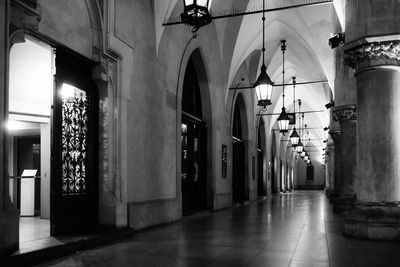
[331,192,356,213]
[327,189,340,202]
[344,202,400,240]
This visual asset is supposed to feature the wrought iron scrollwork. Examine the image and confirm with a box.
[61,85,90,195]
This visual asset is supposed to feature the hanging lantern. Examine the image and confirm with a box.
[290,77,299,147]
[304,154,309,161]
[296,140,303,153]
[181,0,212,32]
[290,127,300,146]
[277,107,290,133]
[255,65,274,107]
[301,149,306,158]
[254,0,273,109]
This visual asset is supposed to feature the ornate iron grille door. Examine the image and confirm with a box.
[51,49,98,236]
[61,84,89,196]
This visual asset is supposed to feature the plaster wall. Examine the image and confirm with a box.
[296,161,325,189]
[125,0,238,226]
[38,0,94,58]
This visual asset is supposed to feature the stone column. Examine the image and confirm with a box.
[324,143,335,197]
[341,0,400,241]
[330,106,357,212]
[344,40,400,239]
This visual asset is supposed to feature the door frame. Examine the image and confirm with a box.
[50,48,99,235]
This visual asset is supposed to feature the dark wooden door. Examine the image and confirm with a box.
[271,160,276,193]
[181,116,207,215]
[51,49,98,235]
[232,139,245,203]
[257,150,264,196]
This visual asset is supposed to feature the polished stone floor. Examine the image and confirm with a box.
[36,191,400,267]
[20,217,50,243]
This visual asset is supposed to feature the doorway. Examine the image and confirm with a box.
[8,36,53,244]
[271,160,276,193]
[257,118,265,197]
[7,35,99,244]
[232,100,246,203]
[181,57,207,215]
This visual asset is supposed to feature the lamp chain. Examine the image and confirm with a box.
[262,0,265,66]
[281,40,286,108]
[293,77,296,127]
[298,100,302,139]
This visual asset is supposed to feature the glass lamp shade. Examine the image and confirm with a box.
[302,137,308,147]
[183,0,209,7]
[301,150,306,157]
[181,0,211,31]
[277,107,290,133]
[296,141,303,153]
[304,155,309,161]
[290,128,300,145]
[254,64,273,107]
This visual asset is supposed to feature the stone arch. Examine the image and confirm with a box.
[178,47,214,213]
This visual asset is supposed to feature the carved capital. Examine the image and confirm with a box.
[344,40,400,72]
[329,130,341,142]
[325,144,334,156]
[332,105,357,123]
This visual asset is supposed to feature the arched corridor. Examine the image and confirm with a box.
[1,0,400,263]
[35,191,400,267]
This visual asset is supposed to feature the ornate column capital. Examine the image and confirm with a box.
[332,105,357,124]
[326,144,334,156]
[329,130,341,142]
[344,40,400,73]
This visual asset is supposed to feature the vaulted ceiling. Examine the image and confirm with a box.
[155,0,344,163]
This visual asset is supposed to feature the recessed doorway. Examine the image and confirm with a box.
[232,97,247,203]
[181,57,208,216]
[8,36,53,246]
[7,35,99,249]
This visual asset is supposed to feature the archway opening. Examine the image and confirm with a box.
[232,96,246,203]
[257,118,266,197]
[181,57,208,215]
[7,35,99,246]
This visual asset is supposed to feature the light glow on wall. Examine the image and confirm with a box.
[333,0,345,31]
[61,83,78,99]
[6,120,40,131]
[9,36,54,117]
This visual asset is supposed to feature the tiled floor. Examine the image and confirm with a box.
[20,217,50,243]
[36,191,400,267]
[16,217,99,255]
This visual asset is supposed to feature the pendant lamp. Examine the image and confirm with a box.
[254,0,274,109]
[277,40,290,134]
[290,77,299,146]
[181,0,212,32]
